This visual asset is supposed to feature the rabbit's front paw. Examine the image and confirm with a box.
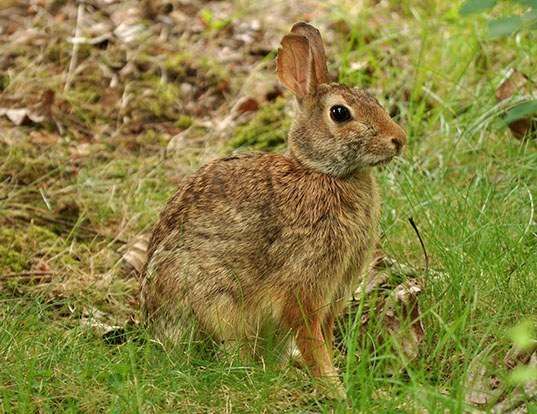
[316,376,347,401]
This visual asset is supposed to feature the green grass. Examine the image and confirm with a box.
[1,0,537,412]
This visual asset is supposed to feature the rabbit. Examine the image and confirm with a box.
[140,22,406,399]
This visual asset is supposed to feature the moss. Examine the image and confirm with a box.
[0,144,65,185]
[146,81,182,118]
[0,226,60,273]
[131,129,168,149]
[44,39,68,64]
[0,245,27,273]
[199,8,232,31]
[228,98,290,152]
[0,73,8,91]
[162,52,228,86]
[162,52,192,78]
[175,115,193,129]
[125,78,182,122]
[27,225,60,242]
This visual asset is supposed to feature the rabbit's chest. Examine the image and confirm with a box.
[274,179,380,281]
[315,199,378,266]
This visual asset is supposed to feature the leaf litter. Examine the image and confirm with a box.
[0,0,340,342]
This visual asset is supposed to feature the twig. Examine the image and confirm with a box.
[0,271,57,281]
[64,0,85,92]
[408,217,429,273]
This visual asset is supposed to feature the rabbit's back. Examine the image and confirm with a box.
[141,152,380,344]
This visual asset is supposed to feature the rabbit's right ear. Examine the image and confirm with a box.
[277,34,317,99]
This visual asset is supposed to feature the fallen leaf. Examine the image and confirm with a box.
[29,131,60,145]
[465,347,499,406]
[114,22,147,43]
[345,254,426,368]
[354,271,388,298]
[80,306,123,338]
[492,353,537,413]
[496,69,537,139]
[504,340,537,369]
[496,70,528,101]
[69,142,92,158]
[0,107,45,125]
[382,278,425,363]
[233,96,259,115]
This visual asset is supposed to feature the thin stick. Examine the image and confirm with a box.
[408,217,429,273]
[0,271,57,281]
[64,0,85,92]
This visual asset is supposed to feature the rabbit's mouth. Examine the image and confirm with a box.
[372,156,394,166]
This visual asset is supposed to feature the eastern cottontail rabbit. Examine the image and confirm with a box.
[141,22,406,399]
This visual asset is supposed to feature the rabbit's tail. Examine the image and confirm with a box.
[121,233,151,278]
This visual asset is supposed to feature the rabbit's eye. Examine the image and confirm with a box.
[330,105,352,123]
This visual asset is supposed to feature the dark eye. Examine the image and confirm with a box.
[329,105,352,123]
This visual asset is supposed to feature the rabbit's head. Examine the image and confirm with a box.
[277,22,407,177]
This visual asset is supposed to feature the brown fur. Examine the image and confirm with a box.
[140,22,406,399]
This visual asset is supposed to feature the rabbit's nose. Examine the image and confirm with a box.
[391,137,404,154]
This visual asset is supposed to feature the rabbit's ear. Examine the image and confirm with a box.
[277,34,317,98]
[291,22,329,84]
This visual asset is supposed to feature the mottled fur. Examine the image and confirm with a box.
[141,22,406,398]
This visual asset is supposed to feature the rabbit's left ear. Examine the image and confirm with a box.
[277,33,317,98]
[291,22,329,84]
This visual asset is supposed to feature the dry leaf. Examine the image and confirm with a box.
[167,126,201,153]
[0,107,45,125]
[114,22,146,43]
[504,341,537,370]
[492,353,537,413]
[80,306,123,340]
[382,278,425,363]
[69,142,92,158]
[233,96,259,115]
[345,254,426,369]
[496,70,528,101]
[29,131,60,145]
[343,250,429,369]
[496,69,536,139]
[354,271,388,298]
[465,348,499,406]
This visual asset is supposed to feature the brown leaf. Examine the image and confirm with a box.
[496,70,528,101]
[465,347,499,406]
[69,142,92,158]
[354,271,388,298]
[507,119,534,140]
[496,69,536,139]
[29,131,60,145]
[40,89,55,108]
[382,279,425,363]
[504,341,537,370]
[345,253,428,367]
[492,353,537,413]
[234,96,259,114]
